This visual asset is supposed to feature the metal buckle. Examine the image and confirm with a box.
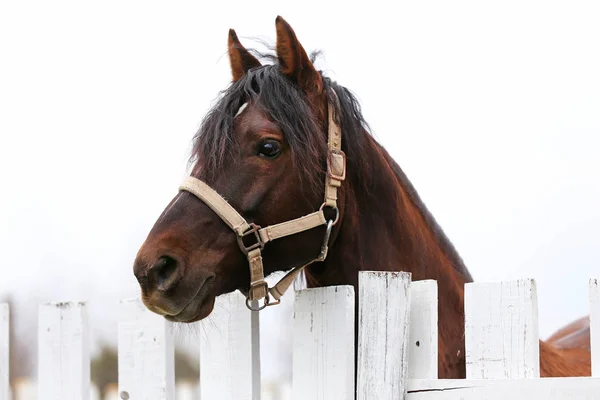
[327,149,346,181]
[237,223,264,255]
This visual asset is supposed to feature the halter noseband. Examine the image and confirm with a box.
[178,94,346,311]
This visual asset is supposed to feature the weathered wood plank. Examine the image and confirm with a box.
[465,279,540,379]
[118,298,175,400]
[0,304,8,400]
[199,291,258,400]
[591,278,599,377]
[407,377,600,399]
[38,301,90,400]
[408,280,438,379]
[357,271,412,400]
[292,285,355,400]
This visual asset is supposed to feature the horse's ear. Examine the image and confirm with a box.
[228,29,261,82]
[275,16,323,95]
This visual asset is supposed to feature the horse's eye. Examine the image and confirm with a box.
[257,140,281,159]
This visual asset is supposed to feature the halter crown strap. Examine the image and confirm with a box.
[178,93,345,310]
[324,93,345,208]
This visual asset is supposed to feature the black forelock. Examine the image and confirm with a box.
[190,64,327,191]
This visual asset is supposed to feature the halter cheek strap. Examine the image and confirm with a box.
[179,94,346,310]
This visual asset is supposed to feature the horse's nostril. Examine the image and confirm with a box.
[150,255,180,291]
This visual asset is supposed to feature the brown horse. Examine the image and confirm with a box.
[133,16,591,378]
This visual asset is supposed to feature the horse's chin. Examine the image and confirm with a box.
[144,274,218,323]
[164,291,216,323]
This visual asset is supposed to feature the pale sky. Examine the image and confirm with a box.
[1,0,599,383]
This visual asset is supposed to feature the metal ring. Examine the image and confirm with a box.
[246,297,269,311]
[319,203,340,225]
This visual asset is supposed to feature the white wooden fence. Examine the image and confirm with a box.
[1,273,599,399]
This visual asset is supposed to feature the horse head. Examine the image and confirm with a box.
[133,17,343,322]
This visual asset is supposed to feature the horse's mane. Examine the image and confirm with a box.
[381,147,473,281]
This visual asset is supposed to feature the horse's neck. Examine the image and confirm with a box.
[307,135,472,378]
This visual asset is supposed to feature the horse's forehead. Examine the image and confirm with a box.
[233,102,282,138]
[234,100,268,121]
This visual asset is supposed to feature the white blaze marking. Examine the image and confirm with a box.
[235,102,248,118]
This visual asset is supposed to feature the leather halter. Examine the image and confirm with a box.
[179,93,346,311]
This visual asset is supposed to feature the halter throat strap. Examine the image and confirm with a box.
[178,94,345,310]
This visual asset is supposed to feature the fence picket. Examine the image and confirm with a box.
[591,278,599,377]
[118,298,175,399]
[38,301,90,399]
[357,271,412,400]
[465,279,540,379]
[408,280,438,379]
[292,285,355,400]
[199,291,259,400]
[0,304,8,400]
